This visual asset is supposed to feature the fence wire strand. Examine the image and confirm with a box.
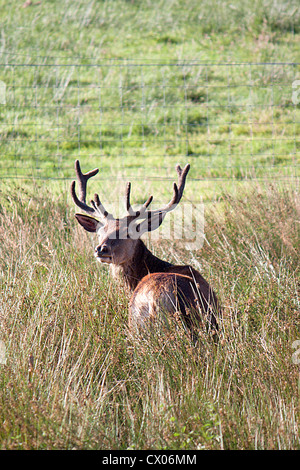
[0,60,299,184]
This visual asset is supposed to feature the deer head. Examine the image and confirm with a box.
[71,160,190,266]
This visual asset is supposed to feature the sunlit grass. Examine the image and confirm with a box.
[0,181,299,449]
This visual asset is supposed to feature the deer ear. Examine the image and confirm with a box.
[75,214,103,233]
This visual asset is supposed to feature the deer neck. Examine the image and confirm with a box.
[110,239,172,291]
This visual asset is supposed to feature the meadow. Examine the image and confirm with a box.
[0,0,299,450]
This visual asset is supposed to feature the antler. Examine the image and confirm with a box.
[158,163,190,212]
[126,163,190,236]
[71,160,190,231]
[125,182,153,217]
[125,164,190,219]
[70,159,111,219]
[136,163,190,219]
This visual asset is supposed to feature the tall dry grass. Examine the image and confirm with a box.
[0,181,299,449]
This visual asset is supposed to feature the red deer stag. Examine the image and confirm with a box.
[71,160,220,339]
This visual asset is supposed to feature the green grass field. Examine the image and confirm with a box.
[0,0,299,450]
[0,0,299,188]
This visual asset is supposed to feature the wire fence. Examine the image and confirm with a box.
[0,59,299,185]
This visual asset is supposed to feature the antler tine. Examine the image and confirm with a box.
[125,182,135,216]
[175,163,190,200]
[71,159,110,219]
[74,159,99,203]
[125,181,153,217]
[143,195,153,209]
[92,193,111,219]
[71,180,95,214]
[156,163,190,213]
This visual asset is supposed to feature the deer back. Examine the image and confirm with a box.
[129,269,219,335]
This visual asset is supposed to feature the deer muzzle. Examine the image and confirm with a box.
[94,244,112,263]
